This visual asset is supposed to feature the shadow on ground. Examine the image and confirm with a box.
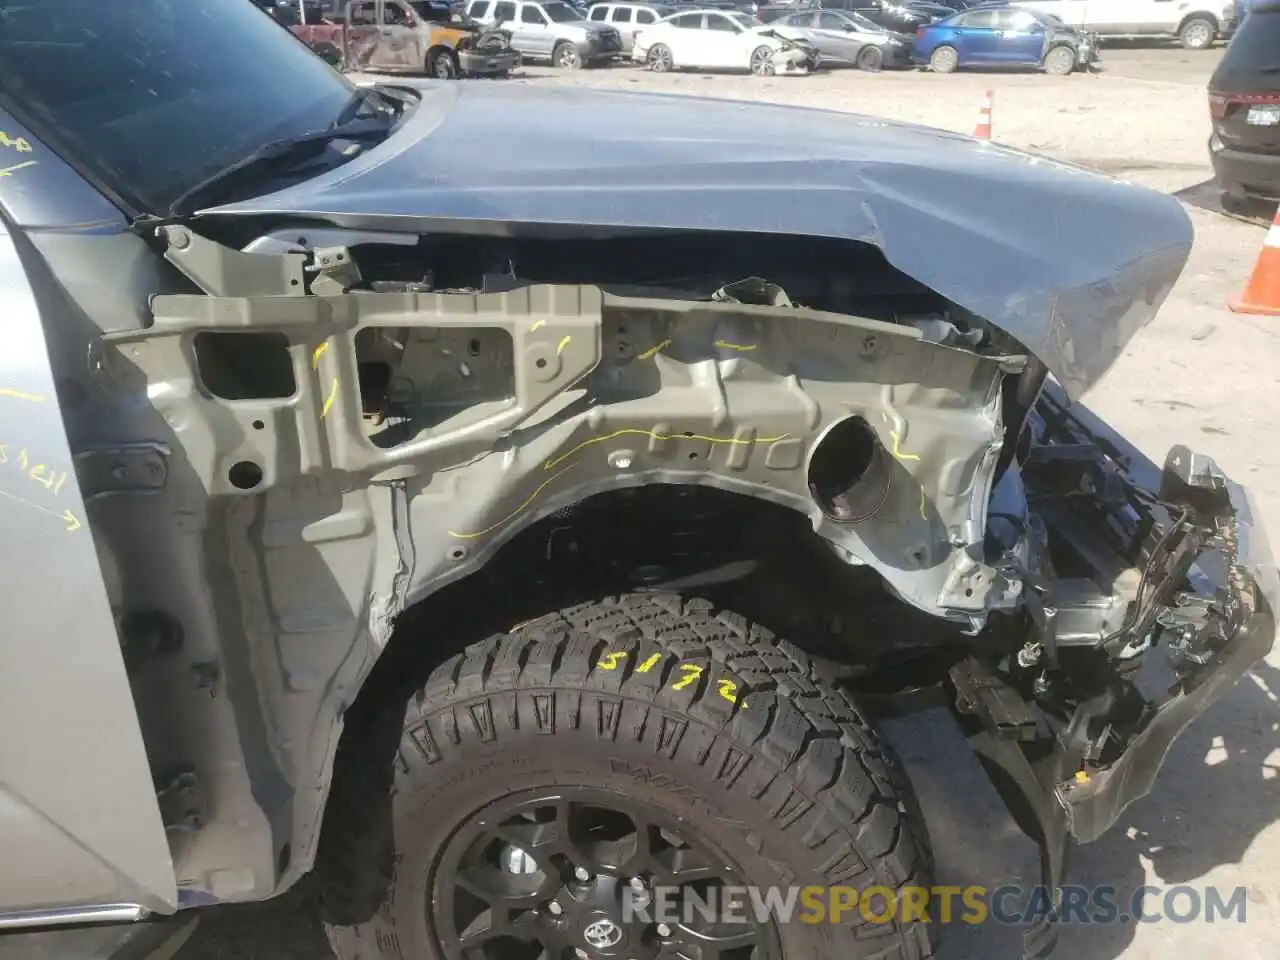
[893,658,1280,959]
[179,661,1280,960]
[1175,179,1277,227]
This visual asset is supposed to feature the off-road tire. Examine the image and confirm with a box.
[928,44,958,74]
[857,45,884,72]
[318,593,937,960]
[1042,44,1075,76]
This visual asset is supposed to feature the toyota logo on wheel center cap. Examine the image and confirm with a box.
[583,918,624,950]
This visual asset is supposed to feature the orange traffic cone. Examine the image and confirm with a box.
[1229,207,1280,316]
[973,89,994,140]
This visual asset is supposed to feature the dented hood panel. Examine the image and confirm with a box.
[205,81,1194,398]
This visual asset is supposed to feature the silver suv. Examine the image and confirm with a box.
[587,1,675,53]
[465,0,622,66]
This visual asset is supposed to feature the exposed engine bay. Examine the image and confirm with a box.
[126,222,1275,956]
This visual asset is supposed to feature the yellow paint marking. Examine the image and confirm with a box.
[543,428,789,472]
[671,663,704,691]
[556,335,572,356]
[718,678,747,708]
[597,651,628,670]
[530,319,547,332]
[0,388,45,403]
[889,429,921,462]
[0,161,37,177]
[636,652,662,674]
[0,488,80,531]
[448,462,580,540]
[312,342,329,368]
[320,379,339,419]
[0,132,33,153]
[1074,769,1090,784]
[714,339,758,352]
[637,339,671,361]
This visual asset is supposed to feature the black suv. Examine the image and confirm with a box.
[1208,4,1280,207]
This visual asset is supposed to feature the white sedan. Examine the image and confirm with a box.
[632,10,818,76]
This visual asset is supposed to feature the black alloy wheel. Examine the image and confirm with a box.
[432,787,777,958]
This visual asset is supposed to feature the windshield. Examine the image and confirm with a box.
[843,11,881,30]
[544,1,584,20]
[0,0,357,215]
[1024,9,1059,27]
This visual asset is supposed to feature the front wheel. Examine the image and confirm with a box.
[856,44,884,72]
[429,49,459,78]
[1178,16,1216,49]
[318,594,937,960]
[1042,44,1076,76]
[928,44,958,74]
[750,44,776,76]
[553,40,582,69]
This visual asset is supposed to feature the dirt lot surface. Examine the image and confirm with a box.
[182,44,1280,960]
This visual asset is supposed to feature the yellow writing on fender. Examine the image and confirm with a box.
[0,444,69,496]
[0,131,33,154]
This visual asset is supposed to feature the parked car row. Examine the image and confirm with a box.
[750,0,1233,47]
[624,0,1100,75]
[274,0,1223,77]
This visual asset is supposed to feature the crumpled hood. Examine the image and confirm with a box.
[205,81,1194,399]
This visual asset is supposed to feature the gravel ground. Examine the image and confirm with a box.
[183,45,1280,960]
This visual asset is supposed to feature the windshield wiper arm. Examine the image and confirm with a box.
[167,117,392,218]
[334,84,402,127]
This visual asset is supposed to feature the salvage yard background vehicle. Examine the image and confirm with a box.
[466,0,623,66]
[768,8,915,69]
[633,9,820,73]
[1013,0,1234,48]
[0,2,1276,960]
[337,0,521,76]
[913,5,1097,74]
[586,1,675,54]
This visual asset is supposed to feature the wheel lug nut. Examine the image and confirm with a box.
[657,922,672,937]
[575,950,589,960]
[629,877,646,891]
[547,901,563,916]
[574,866,592,882]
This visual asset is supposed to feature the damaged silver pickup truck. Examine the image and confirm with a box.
[0,1,1275,960]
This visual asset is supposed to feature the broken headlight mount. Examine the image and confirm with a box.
[949,385,1276,959]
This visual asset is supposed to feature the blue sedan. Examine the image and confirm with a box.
[911,6,1098,75]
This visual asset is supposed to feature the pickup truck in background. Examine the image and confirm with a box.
[1011,0,1235,48]
[261,0,521,76]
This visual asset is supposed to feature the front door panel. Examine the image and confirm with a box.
[0,212,175,916]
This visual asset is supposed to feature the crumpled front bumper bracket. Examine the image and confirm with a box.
[951,394,1278,959]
